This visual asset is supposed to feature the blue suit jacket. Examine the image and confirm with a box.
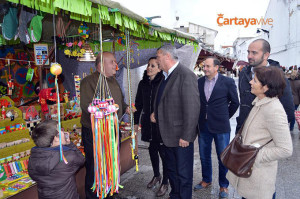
[198,74,239,134]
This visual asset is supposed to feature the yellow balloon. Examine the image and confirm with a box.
[50,63,62,76]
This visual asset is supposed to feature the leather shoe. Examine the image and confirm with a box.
[156,183,168,197]
[147,175,161,188]
[219,187,229,198]
[194,181,212,191]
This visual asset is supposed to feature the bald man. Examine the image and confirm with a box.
[236,39,294,133]
[80,52,129,199]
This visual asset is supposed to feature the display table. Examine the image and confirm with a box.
[5,126,138,199]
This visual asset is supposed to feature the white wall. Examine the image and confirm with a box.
[234,37,258,61]
[234,0,299,67]
[262,0,300,67]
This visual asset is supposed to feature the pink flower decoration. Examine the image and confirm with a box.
[66,42,73,47]
[78,41,83,47]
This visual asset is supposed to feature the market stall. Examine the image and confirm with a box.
[0,0,198,198]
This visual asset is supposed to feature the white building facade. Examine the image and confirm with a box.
[233,0,299,67]
[261,0,300,67]
[233,37,254,61]
[175,22,218,49]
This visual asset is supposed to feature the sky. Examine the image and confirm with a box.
[114,0,270,51]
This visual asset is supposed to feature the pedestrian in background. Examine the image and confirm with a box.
[289,70,300,131]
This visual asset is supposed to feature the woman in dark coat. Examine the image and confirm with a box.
[134,57,168,197]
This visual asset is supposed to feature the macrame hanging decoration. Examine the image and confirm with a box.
[125,29,139,172]
[88,16,121,199]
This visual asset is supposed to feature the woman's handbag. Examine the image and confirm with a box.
[220,125,272,178]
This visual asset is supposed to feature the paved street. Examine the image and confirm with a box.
[115,78,300,199]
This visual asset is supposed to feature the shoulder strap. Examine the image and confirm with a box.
[259,139,273,149]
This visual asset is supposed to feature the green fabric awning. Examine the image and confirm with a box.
[7,0,198,48]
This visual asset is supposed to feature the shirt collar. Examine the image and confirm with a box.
[251,61,270,74]
[163,61,179,80]
[252,96,277,106]
[205,73,219,82]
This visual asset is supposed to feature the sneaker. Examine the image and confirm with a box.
[194,181,212,191]
[219,187,229,198]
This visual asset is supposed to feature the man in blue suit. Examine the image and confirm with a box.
[194,57,239,199]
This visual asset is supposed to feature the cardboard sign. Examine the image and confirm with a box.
[34,44,49,65]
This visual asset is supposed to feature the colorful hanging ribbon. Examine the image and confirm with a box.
[55,76,68,164]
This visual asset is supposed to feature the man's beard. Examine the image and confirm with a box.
[248,54,265,67]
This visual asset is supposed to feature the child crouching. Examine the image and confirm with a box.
[28,120,85,199]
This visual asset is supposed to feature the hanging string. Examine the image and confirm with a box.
[52,4,65,164]
[126,29,138,171]
[0,58,35,63]
[52,4,57,62]
[88,9,121,198]
[92,14,104,101]
[8,59,11,77]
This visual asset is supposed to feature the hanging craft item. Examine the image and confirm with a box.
[125,29,139,171]
[18,7,35,44]
[46,73,55,88]
[50,62,68,164]
[88,18,120,199]
[23,82,35,98]
[26,62,34,82]
[15,68,27,85]
[28,15,44,43]
[56,15,71,41]
[2,7,18,40]
[88,75,121,198]
[11,83,22,103]
[0,82,7,96]
[7,59,14,96]
[117,35,126,46]
[64,37,85,58]
[0,69,9,83]
[74,75,81,100]
[78,22,90,39]
[7,75,14,96]
[16,51,30,66]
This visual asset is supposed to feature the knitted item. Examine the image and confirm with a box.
[18,8,35,44]
[2,7,18,40]
[28,15,43,43]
